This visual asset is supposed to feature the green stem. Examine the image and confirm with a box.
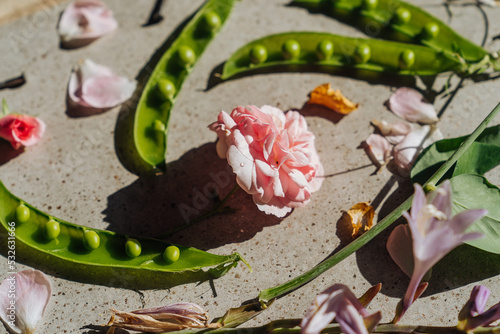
[159,185,239,238]
[258,102,500,303]
[160,321,499,334]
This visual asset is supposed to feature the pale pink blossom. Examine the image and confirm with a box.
[388,88,438,124]
[58,0,118,48]
[67,59,136,111]
[301,284,381,334]
[0,269,52,334]
[0,100,45,149]
[361,134,392,168]
[209,105,323,217]
[387,181,486,322]
[371,119,412,145]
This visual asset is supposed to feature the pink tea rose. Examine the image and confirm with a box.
[0,114,46,149]
[209,105,323,217]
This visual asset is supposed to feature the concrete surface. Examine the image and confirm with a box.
[0,0,499,333]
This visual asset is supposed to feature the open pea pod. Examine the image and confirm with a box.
[134,0,235,171]
[291,0,500,70]
[221,31,464,80]
[0,180,248,289]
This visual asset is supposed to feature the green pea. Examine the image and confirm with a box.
[202,11,221,31]
[16,204,30,223]
[282,39,301,60]
[163,245,180,263]
[250,44,268,64]
[316,40,334,60]
[83,230,100,250]
[362,0,378,10]
[45,219,60,240]
[177,45,196,67]
[153,119,166,132]
[399,49,415,69]
[354,44,371,63]
[156,78,176,101]
[393,7,411,25]
[125,239,142,258]
[423,22,439,39]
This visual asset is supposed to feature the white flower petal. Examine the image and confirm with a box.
[0,269,52,334]
[58,0,118,48]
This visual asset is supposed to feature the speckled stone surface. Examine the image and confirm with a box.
[0,1,499,333]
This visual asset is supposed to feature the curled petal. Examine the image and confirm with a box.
[371,119,412,145]
[345,202,375,238]
[392,125,433,175]
[0,269,52,334]
[58,0,118,48]
[361,134,392,168]
[308,83,359,115]
[67,59,136,112]
[388,88,438,124]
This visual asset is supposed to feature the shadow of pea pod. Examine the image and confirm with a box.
[103,142,284,251]
[0,140,24,166]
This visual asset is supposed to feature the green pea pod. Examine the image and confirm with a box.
[291,0,499,69]
[134,0,235,171]
[221,32,463,80]
[0,180,249,289]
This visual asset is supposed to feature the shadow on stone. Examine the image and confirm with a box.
[103,142,283,250]
[0,141,23,166]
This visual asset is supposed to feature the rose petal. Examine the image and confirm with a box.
[388,88,438,124]
[0,269,52,334]
[58,0,118,48]
[67,59,136,110]
[371,119,412,145]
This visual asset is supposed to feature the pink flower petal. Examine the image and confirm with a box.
[388,88,438,124]
[386,224,414,278]
[361,134,392,168]
[371,119,412,145]
[0,269,52,334]
[67,59,136,111]
[58,0,118,48]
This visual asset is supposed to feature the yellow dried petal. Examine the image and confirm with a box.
[308,83,359,115]
[346,202,374,238]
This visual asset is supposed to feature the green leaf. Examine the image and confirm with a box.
[1,99,9,116]
[411,125,500,185]
[449,174,500,254]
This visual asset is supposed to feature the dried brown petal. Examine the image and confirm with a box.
[345,202,375,238]
[308,83,359,115]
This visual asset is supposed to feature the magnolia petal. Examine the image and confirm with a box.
[58,0,118,48]
[361,134,392,168]
[68,59,136,111]
[308,83,359,115]
[387,224,414,278]
[336,304,369,334]
[448,209,487,235]
[0,269,52,334]
[388,88,438,124]
[345,202,374,238]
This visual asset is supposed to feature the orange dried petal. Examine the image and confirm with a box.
[308,83,359,115]
[346,202,374,238]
